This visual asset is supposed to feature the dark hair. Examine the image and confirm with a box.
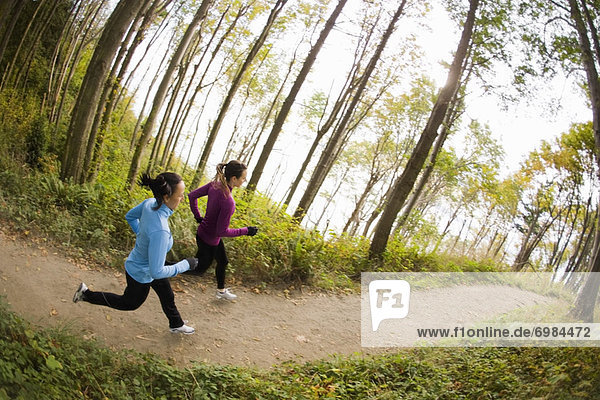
[213,160,247,196]
[139,172,182,210]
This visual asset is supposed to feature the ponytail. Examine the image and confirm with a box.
[215,163,229,196]
[139,172,182,210]
[213,160,247,197]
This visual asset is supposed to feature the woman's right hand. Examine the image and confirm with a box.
[247,226,258,236]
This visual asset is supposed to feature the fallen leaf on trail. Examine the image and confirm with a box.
[295,335,309,343]
[172,283,185,293]
[105,314,112,321]
[50,308,58,316]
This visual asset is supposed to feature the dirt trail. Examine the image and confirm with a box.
[0,229,560,368]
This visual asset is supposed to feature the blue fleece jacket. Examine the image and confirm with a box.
[124,198,190,283]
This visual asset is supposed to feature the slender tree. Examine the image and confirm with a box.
[61,0,147,183]
[190,0,288,188]
[293,0,408,221]
[0,0,19,42]
[127,0,212,188]
[369,0,480,260]
[247,0,348,190]
[84,0,154,180]
[51,1,106,127]
[87,0,169,181]
[566,0,600,321]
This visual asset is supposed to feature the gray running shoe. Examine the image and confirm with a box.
[216,288,237,300]
[170,324,195,334]
[73,282,88,303]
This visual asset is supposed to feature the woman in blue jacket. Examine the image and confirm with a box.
[73,172,198,334]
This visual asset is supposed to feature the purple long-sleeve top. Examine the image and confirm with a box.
[188,182,248,246]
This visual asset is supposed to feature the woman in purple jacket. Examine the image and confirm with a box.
[188,160,258,300]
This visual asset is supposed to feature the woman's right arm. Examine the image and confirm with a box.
[188,183,210,220]
[147,230,190,279]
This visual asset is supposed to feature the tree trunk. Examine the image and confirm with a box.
[84,0,152,181]
[191,0,287,188]
[150,45,196,170]
[362,179,396,238]
[315,168,348,229]
[61,0,147,183]
[293,0,408,221]
[1,0,47,90]
[369,0,479,260]
[343,175,376,234]
[220,42,274,163]
[397,95,463,228]
[87,0,163,181]
[566,196,595,273]
[166,4,248,170]
[568,0,600,321]
[283,71,359,206]
[127,0,212,188]
[52,1,106,128]
[45,0,81,114]
[0,1,24,70]
[0,0,18,40]
[117,0,180,111]
[247,0,348,190]
[164,8,227,168]
[17,0,61,90]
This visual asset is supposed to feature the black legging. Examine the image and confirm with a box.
[192,236,229,289]
[83,272,184,328]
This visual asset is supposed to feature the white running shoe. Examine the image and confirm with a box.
[73,282,88,303]
[216,288,237,300]
[170,324,195,334]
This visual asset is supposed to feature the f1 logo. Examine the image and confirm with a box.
[369,280,410,331]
